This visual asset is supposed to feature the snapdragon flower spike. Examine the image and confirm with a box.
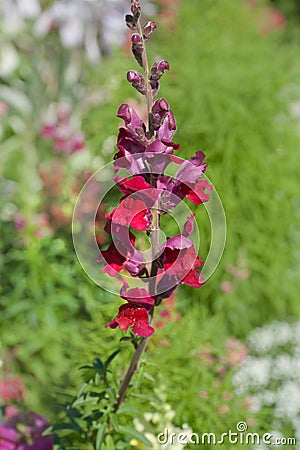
[102,1,212,337]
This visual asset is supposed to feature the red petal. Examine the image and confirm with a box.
[132,321,155,337]
[111,198,148,231]
[181,180,213,205]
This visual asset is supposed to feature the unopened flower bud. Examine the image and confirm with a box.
[131,34,144,68]
[131,0,141,21]
[127,70,147,95]
[143,21,157,41]
[158,60,170,71]
[152,98,169,113]
[150,60,170,81]
[125,14,136,30]
[131,33,142,44]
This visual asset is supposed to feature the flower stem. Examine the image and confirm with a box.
[136,20,153,137]
[114,336,149,411]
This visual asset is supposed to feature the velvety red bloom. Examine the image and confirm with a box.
[115,175,152,195]
[110,197,151,231]
[105,304,154,337]
[99,221,146,277]
[181,179,213,205]
[158,233,204,289]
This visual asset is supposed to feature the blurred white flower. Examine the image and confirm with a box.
[233,321,300,449]
[35,0,155,65]
[0,0,40,32]
[0,42,19,77]
[35,0,126,64]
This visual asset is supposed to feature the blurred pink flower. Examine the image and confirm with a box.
[0,378,27,403]
[14,212,26,232]
[5,405,18,419]
[220,280,234,294]
[259,7,286,34]
[41,103,85,155]
[199,391,208,399]
[223,390,233,401]
[217,405,229,415]
[246,418,256,427]
[225,338,248,366]
[0,101,9,118]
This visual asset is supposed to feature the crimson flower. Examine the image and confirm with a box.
[105,304,154,337]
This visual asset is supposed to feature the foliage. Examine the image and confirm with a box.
[1,0,300,447]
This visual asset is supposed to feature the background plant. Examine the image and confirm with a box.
[1,0,300,448]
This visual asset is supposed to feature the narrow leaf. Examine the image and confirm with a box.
[96,421,107,450]
[118,426,153,447]
[104,349,121,368]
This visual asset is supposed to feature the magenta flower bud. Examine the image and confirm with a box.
[131,34,142,44]
[127,70,141,83]
[152,98,170,113]
[149,60,170,95]
[131,0,141,20]
[131,34,144,67]
[127,70,147,95]
[158,60,170,71]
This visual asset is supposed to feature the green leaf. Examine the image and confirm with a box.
[77,382,89,397]
[130,393,158,403]
[118,426,153,448]
[110,413,119,432]
[116,404,139,416]
[93,357,104,371]
[104,349,121,368]
[96,421,107,450]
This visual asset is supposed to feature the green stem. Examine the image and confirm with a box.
[136,21,153,136]
[114,337,149,411]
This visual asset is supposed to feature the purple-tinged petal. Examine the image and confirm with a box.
[183,213,195,237]
[190,150,207,166]
[120,283,155,306]
[165,234,193,250]
[181,179,213,205]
